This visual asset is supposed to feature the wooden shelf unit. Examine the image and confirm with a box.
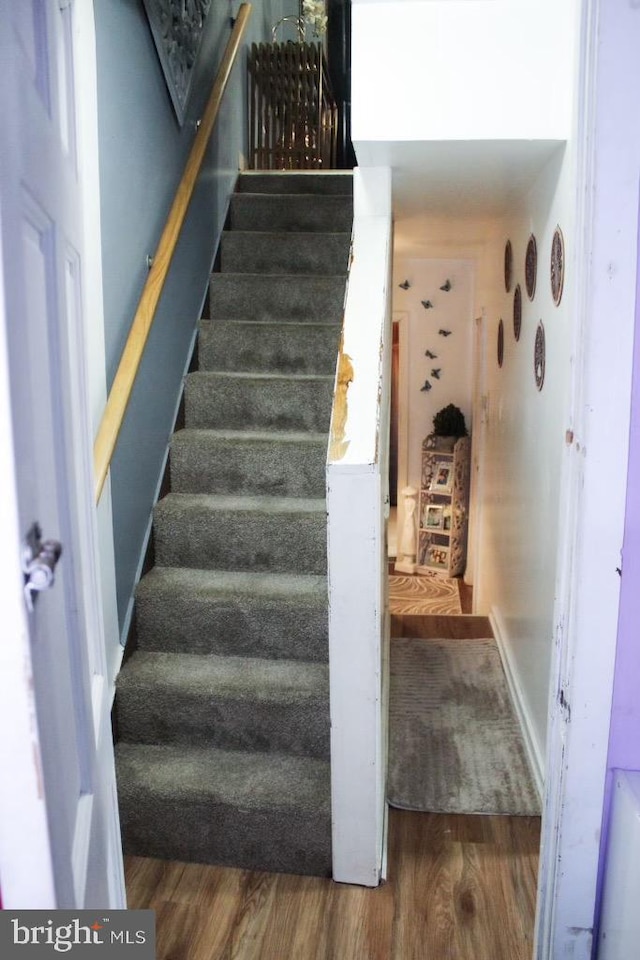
[417,434,471,577]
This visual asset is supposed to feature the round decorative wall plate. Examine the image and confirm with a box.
[525,234,537,301]
[534,322,546,391]
[497,318,505,368]
[504,240,513,293]
[551,226,565,305]
[513,284,522,342]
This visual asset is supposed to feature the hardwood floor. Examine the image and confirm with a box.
[125,810,540,959]
[391,613,492,640]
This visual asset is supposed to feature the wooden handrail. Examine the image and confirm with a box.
[93,4,252,503]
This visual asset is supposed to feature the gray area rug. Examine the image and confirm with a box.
[388,637,541,815]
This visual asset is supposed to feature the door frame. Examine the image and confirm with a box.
[74,0,121,688]
[467,308,487,597]
[534,0,640,955]
[392,310,410,541]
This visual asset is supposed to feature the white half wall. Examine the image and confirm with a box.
[327,167,392,886]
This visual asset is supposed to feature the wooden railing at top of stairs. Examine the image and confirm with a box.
[93,4,252,505]
[247,41,338,170]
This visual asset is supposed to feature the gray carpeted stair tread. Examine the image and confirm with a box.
[153,493,327,574]
[116,652,329,758]
[236,172,352,195]
[209,273,346,323]
[170,428,327,497]
[198,319,341,375]
[221,231,351,276]
[156,492,326,513]
[230,194,352,233]
[185,371,334,433]
[189,369,334,382]
[116,742,331,876]
[134,567,328,661]
[173,426,328,442]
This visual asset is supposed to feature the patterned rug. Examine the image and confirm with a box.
[389,575,462,616]
[388,637,540,815]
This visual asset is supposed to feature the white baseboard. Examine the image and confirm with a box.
[489,606,544,801]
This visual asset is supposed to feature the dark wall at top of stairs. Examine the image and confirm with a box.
[94,0,288,636]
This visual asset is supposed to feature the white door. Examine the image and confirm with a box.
[0,0,125,909]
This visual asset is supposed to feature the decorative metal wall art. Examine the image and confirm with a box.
[431,368,441,380]
[534,322,546,390]
[525,234,537,300]
[143,0,212,125]
[421,380,432,392]
[439,279,452,292]
[551,226,565,305]
[504,240,513,293]
[513,284,522,342]
[438,329,452,337]
[425,350,437,359]
[421,300,433,309]
[497,319,504,368]
[398,279,410,290]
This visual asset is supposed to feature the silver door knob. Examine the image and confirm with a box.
[22,523,63,612]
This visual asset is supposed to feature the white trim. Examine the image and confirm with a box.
[71,793,94,906]
[467,308,487,599]
[490,607,544,801]
[73,0,120,689]
[392,309,410,549]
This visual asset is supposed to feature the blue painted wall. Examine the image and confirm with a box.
[94,0,285,634]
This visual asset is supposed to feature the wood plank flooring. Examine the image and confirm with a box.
[125,810,540,960]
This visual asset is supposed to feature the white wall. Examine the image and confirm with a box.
[352,0,575,143]
[392,257,474,513]
[476,144,574,782]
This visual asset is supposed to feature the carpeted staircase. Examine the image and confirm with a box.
[114,172,353,877]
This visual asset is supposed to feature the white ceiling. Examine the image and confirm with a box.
[353,139,565,222]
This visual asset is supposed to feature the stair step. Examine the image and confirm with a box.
[229,194,352,234]
[135,567,328,661]
[116,742,331,876]
[198,320,340,375]
[236,172,353,195]
[170,428,327,497]
[116,652,330,758]
[220,231,351,275]
[209,273,346,323]
[153,493,327,574]
[185,371,334,433]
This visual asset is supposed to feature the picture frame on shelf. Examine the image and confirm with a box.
[423,504,444,530]
[427,545,450,570]
[430,462,453,494]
